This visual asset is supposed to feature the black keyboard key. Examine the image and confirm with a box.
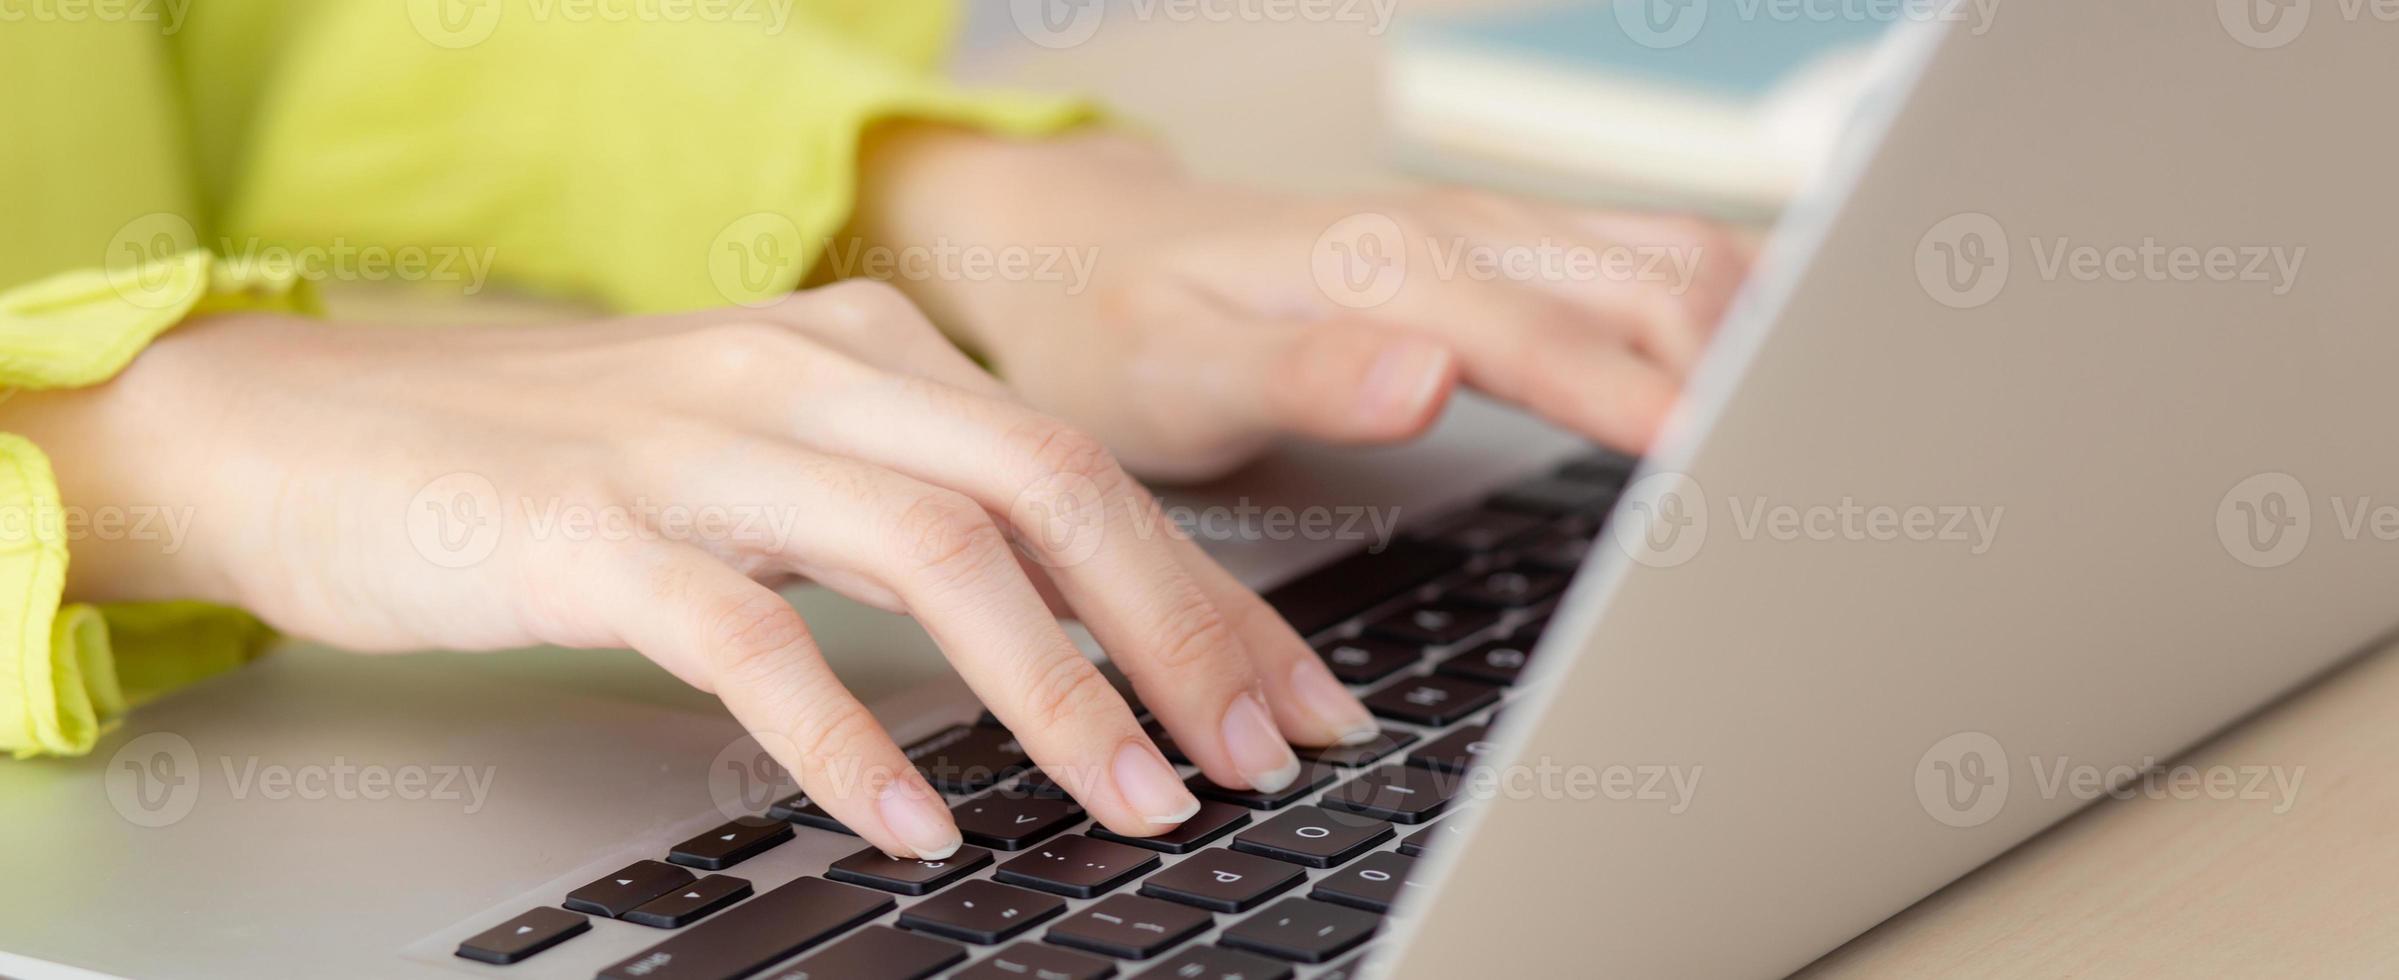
[1231,807,1393,868]
[769,793,855,835]
[1437,638,1537,686]
[1218,898,1379,964]
[898,879,1068,945]
[1313,636,1419,685]
[1363,602,1498,647]
[1186,762,1336,810]
[1517,527,1595,573]
[994,835,1161,898]
[1138,848,1305,913]
[1007,769,1076,799]
[1143,722,1193,765]
[1087,800,1251,854]
[565,860,695,918]
[1399,818,1472,857]
[1446,566,1567,610]
[1408,725,1495,774]
[1362,674,1502,726]
[624,874,753,928]
[910,725,1034,794]
[454,907,589,965]
[1320,765,1460,824]
[598,876,892,980]
[787,925,968,980]
[1293,728,1416,768]
[668,817,794,870]
[827,845,995,895]
[955,793,1086,850]
[1556,450,1638,486]
[1309,851,1421,913]
[1134,947,1295,980]
[1264,539,1465,637]
[1318,953,1374,980]
[1417,508,1545,552]
[1044,894,1212,960]
[954,943,1119,980]
[1489,476,1615,517]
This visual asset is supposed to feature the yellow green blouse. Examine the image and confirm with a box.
[0,0,1090,756]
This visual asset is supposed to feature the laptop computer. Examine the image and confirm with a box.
[6,2,2393,977]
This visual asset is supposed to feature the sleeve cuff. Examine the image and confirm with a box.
[0,250,306,757]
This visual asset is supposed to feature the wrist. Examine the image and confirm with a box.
[843,125,1187,349]
[7,314,273,607]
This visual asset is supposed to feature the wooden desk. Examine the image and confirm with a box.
[951,4,2399,977]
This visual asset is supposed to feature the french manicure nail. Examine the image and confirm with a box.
[1291,657,1379,745]
[1359,340,1449,424]
[1114,740,1202,826]
[877,776,961,860]
[1221,691,1302,793]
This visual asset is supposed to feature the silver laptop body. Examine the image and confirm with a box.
[5,3,2393,977]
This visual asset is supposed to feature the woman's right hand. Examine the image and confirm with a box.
[19,281,1378,859]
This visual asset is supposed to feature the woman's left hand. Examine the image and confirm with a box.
[847,128,1755,481]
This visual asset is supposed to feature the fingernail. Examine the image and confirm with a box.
[1358,340,1450,424]
[1221,691,1302,793]
[1291,657,1379,745]
[877,775,961,860]
[1113,740,1202,826]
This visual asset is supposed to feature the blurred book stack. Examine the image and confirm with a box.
[1386,1,1896,223]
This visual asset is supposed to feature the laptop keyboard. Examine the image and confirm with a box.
[453,450,1637,978]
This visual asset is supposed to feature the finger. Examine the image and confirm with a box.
[1364,276,1681,453]
[580,540,963,861]
[660,448,1204,838]
[1162,529,1384,747]
[1131,282,1461,446]
[791,383,1328,792]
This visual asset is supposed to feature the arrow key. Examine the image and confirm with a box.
[668,817,794,870]
[624,874,753,928]
[564,860,695,918]
[454,907,589,964]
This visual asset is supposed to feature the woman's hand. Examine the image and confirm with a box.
[18,281,1377,858]
[848,128,1755,480]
